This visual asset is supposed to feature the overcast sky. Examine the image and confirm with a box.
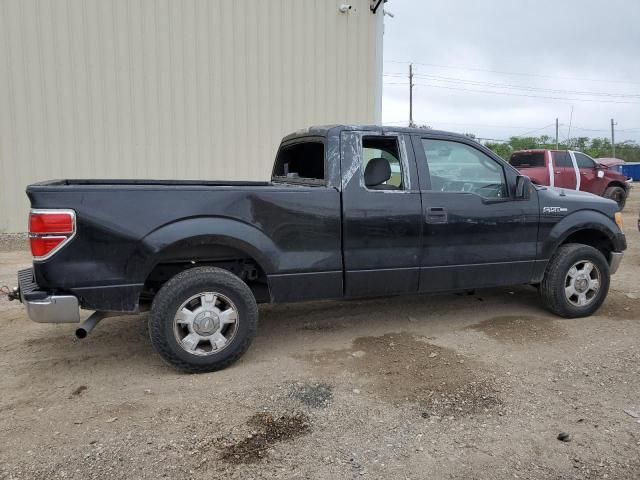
[381,0,640,144]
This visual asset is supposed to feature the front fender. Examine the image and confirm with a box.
[540,209,625,260]
[127,216,280,281]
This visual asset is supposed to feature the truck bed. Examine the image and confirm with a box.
[30,179,271,188]
[26,180,343,311]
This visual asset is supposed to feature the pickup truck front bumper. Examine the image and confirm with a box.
[17,268,80,323]
[609,252,624,275]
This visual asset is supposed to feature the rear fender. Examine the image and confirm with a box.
[127,217,278,281]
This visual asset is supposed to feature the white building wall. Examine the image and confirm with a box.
[0,0,383,233]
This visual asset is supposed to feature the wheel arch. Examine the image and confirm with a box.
[128,217,279,303]
[606,180,628,190]
[542,211,620,264]
[558,228,614,261]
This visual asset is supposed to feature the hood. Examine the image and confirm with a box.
[596,157,625,167]
[536,185,619,216]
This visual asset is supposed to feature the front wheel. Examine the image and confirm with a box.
[603,186,627,210]
[149,267,258,373]
[539,243,610,318]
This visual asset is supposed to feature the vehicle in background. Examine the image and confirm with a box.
[509,150,630,210]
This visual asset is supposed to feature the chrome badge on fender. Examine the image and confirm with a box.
[543,206,568,214]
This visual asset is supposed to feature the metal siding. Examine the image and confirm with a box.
[0,0,382,232]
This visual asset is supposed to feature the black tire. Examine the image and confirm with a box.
[149,267,258,373]
[540,243,610,318]
[603,186,627,210]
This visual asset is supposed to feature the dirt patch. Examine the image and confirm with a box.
[69,385,88,397]
[220,412,311,464]
[299,320,344,331]
[288,382,333,408]
[465,315,565,343]
[1,189,640,479]
[600,290,640,320]
[306,332,501,416]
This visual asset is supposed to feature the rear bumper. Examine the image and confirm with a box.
[609,252,624,275]
[17,268,80,324]
[24,295,80,323]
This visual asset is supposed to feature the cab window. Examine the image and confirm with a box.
[422,139,506,199]
[574,152,596,169]
[362,136,403,190]
[272,140,325,184]
[552,151,573,167]
[510,152,544,168]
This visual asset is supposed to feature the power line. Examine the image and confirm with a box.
[476,137,510,142]
[513,124,556,138]
[400,121,557,130]
[381,120,640,143]
[384,119,640,134]
[383,73,640,98]
[383,82,640,105]
[558,124,640,133]
[384,60,640,85]
[561,125,609,132]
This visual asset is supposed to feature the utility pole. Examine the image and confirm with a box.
[409,63,415,127]
[611,118,617,158]
[555,118,559,149]
[566,106,574,149]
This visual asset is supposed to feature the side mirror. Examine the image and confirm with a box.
[515,175,532,199]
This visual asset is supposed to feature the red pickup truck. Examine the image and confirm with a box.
[509,150,630,209]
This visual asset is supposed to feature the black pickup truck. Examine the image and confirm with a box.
[14,125,626,372]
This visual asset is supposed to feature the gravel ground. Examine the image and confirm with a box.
[0,191,639,480]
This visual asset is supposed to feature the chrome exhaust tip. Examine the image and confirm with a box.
[75,312,108,339]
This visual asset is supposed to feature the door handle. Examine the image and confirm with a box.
[426,207,448,224]
[554,170,561,174]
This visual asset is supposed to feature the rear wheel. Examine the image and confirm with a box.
[603,186,627,210]
[540,243,610,318]
[149,267,258,373]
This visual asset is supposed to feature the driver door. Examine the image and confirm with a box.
[572,151,606,194]
[413,135,539,292]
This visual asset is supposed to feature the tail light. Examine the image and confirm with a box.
[29,209,76,260]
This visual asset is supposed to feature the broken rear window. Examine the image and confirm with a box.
[272,141,325,184]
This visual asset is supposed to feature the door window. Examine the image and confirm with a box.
[574,152,596,169]
[552,151,573,167]
[362,136,403,190]
[422,139,506,199]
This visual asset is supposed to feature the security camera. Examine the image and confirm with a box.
[339,4,352,13]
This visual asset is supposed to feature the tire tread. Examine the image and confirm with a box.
[603,186,627,210]
[540,243,609,318]
[149,267,258,373]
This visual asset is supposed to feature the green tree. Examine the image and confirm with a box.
[482,134,640,163]
[485,142,512,159]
